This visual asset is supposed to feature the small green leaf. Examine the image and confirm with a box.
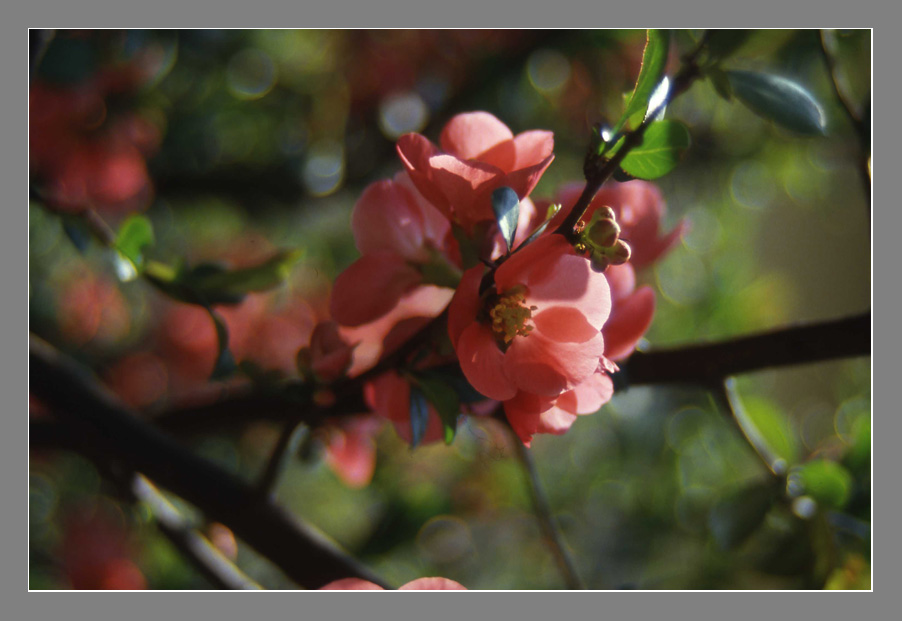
[520,203,561,248]
[726,70,827,136]
[622,30,671,126]
[618,120,691,179]
[408,385,430,448]
[115,215,155,269]
[709,481,776,549]
[412,374,462,445]
[789,460,854,510]
[727,386,800,474]
[704,29,753,62]
[491,187,520,254]
[206,307,236,380]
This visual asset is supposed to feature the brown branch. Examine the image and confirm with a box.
[29,335,393,590]
[622,312,870,387]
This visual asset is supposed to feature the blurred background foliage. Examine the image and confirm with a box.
[29,29,870,590]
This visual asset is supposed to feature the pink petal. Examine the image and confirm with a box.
[352,180,427,261]
[604,263,636,303]
[320,578,384,590]
[502,154,555,202]
[393,171,453,252]
[503,391,553,446]
[439,112,513,160]
[536,406,579,435]
[324,424,378,489]
[447,267,484,347]
[531,306,600,343]
[330,254,422,327]
[400,577,468,591]
[510,130,555,169]
[457,323,518,401]
[505,329,605,396]
[555,372,614,415]
[526,251,612,330]
[602,286,656,361]
[427,154,503,227]
[396,134,453,216]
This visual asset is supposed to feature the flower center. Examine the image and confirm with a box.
[485,285,537,345]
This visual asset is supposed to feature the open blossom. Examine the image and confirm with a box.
[321,577,467,590]
[396,112,554,232]
[448,234,614,443]
[330,173,459,327]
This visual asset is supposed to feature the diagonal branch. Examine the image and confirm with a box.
[29,335,393,590]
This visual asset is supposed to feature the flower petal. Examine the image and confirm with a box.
[531,306,600,343]
[602,285,656,361]
[400,577,468,590]
[352,179,426,261]
[320,578,384,590]
[457,323,517,401]
[447,266,484,347]
[439,112,513,160]
[330,254,422,327]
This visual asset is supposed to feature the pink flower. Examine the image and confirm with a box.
[504,370,614,445]
[396,112,554,233]
[323,415,385,489]
[330,173,459,327]
[600,263,656,362]
[554,180,688,270]
[447,234,614,442]
[364,371,447,445]
[321,577,467,590]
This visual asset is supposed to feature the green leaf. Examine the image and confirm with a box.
[408,386,430,448]
[618,120,691,179]
[704,29,753,62]
[206,307,237,380]
[622,30,671,126]
[115,215,155,269]
[709,480,776,549]
[412,374,462,445]
[706,65,733,101]
[490,187,520,254]
[789,460,854,510]
[726,70,827,136]
[730,391,801,472]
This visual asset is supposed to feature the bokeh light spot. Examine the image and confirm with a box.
[226,48,277,100]
[527,49,571,94]
[378,91,429,140]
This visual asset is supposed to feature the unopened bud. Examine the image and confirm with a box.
[609,239,631,265]
[590,252,611,273]
[595,205,616,221]
[587,218,621,248]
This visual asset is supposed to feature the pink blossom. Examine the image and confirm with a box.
[321,577,467,590]
[323,415,385,489]
[396,112,554,233]
[554,180,688,270]
[600,263,656,362]
[330,174,459,327]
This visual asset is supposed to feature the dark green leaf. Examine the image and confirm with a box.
[727,70,827,136]
[622,30,671,125]
[115,215,155,269]
[491,187,520,254]
[413,374,462,445]
[706,65,733,101]
[704,29,753,62]
[206,308,237,380]
[709,480,776,549]
[408,386,430,448]
[618,120,691,179]
[789,460,854,510]
[62,217,91,253]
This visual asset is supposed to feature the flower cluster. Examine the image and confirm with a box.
[315,111,686,455]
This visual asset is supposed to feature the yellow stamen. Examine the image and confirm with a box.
[486,285,538,345]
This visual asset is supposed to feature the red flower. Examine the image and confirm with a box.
[330,174,459,327]
[449,235,612,401]
[396,112,554,233]
[321,577,467,590]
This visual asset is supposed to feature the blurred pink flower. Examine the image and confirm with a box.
[330,174,459,327]
[321,577,467,590]
[396,112,554,233]
[323,415,385,489]
[364,371,446,445]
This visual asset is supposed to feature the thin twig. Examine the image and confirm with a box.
[256,421,309,500]
[512,432,586,590]
[130,474,264,590]
[710,380,784,476]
